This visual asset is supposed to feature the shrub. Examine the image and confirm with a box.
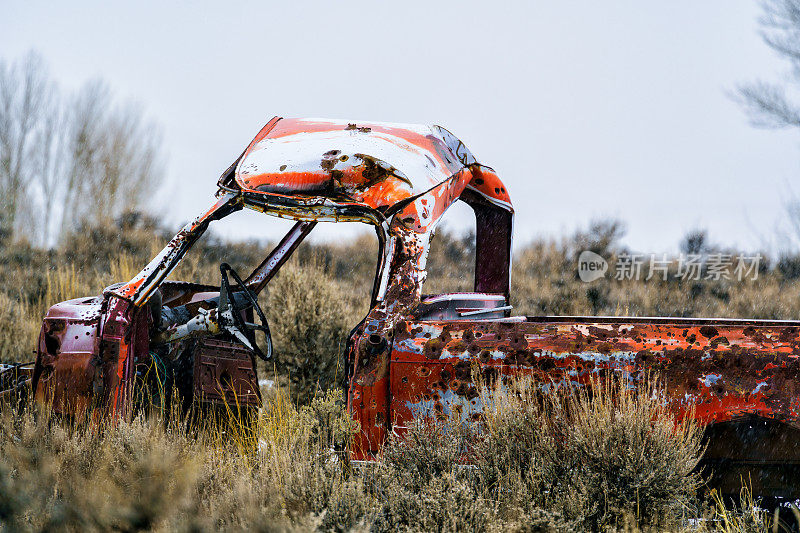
[368,417,499,533]
[557,377,703,529]
[0,377,768,532]
[300,389,360,459]
[473,374,704,531]
[0,386,368,532]
[266,259,362,404]
[0,408,199,531]
[380,417,467,492]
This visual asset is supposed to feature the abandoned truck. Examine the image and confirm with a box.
[3,116,800,501]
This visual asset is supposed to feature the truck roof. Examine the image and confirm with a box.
[233,117,488,213]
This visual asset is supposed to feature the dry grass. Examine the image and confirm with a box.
[0,373,783,532]
[0,292,40,363]
[0,215,797,531]
[706,487,773,533]
[0,389,364,532]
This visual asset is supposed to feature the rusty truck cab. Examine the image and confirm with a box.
[32,116,510,428]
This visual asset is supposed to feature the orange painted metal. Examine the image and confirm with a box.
[232,117,511,216]
[388,318,800,431]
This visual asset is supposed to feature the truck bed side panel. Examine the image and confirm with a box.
[389,318,800,432]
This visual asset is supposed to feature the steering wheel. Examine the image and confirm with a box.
[218,263,272,361]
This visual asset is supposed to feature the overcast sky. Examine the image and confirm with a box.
[3,1,799,253]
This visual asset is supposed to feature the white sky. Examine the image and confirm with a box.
[3,0,799,254]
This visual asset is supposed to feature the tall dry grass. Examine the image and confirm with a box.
[476,374,703,529]
[0,372,782,532]
[0,388,365,532]
[0,214,797,530]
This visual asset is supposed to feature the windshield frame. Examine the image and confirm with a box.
[109,192,389,309]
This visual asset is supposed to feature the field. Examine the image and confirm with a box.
[0,213,798,531]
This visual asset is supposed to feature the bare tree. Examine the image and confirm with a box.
[680,229,710,255]
[88,101,162,228]
[62,82,163,233]
[739,1,800,128]
[570,218,627,258]
[0,52,164,246]
[740,1,800,250]
[0,52,50,240]
[31,87,71,245]
[60,81,107,233]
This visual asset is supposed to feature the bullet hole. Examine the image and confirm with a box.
[699,326,719,339]
[219,371,233,390]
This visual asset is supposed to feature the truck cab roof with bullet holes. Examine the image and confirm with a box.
[217,116,513,220]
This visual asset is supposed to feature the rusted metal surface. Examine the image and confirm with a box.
[193,338,260,406]
[244,220,316,293]
[19,116,800,499]
[34,297,103,416]
[386,318,800,430]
